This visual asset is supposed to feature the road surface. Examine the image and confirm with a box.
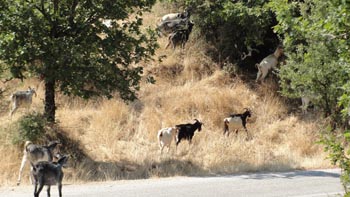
[0,169,343,197]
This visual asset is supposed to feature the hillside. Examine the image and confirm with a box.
[0,2,332,186]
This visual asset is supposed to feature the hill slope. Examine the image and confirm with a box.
[0,2,332,186]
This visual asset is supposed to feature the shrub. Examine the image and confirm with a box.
[12,112,47,144]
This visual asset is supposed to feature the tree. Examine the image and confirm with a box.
[270,0,350,118]
[0,0,158,122]
[270,0,350,193]
[163,0,279,66]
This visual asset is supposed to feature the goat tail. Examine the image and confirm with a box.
[157,130,163,141]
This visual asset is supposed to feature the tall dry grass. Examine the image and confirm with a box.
[0,2,333,186]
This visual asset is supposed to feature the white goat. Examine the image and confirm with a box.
[162,13,183,21]
[9,86,37,116]
[300,94,319,114]
[17,140,61,185]
[256,46,283,82]
[157,127,179,154]
[161,9,190,22]
[301,97,311,114]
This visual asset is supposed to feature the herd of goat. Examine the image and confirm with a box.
[7,8,318,197]
[15,108,252,196]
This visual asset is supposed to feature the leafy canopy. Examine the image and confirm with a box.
[270,0,350,193]
[0,0,158,100]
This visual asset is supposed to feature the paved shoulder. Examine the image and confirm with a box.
[0,169,343,197]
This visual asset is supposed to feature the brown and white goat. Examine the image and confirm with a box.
[17,140,61,185]
[9,86,37,116]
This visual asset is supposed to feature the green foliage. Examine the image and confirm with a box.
[270,0,350,117]
[163,0,279,63]
[320,129,350,194]
[271,0,350,193]
[0,0,158,121]
[12,112,47,144]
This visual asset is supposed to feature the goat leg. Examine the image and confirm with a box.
[35,183,44,197]
[17,154,27,185]
[245,128,252,140]
[34,183,38,197]
[47,185,51,197]
[58,183,62,197]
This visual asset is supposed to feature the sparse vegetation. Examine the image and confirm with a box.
[11,112,47,144]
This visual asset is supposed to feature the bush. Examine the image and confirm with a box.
[12,112,47,144]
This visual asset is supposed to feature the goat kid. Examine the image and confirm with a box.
[175,119,203,149]
[17,140,61,185]
[10,86,37,116]
[224,108,252,139]
[31,155,68,197]
[157,127,179,154]
[256,46,283,82]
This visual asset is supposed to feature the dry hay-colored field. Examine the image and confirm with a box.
[0,2,333,187]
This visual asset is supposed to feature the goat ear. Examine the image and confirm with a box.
[58,155,68,165]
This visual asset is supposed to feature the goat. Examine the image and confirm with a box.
[17,140,61,185]
[165,20,194,50]
[161,8,191,22]
[300,94,319,114]
[301,96,311,114]
[31,155,68,197]
[156,18,190,37]
[157,127,179,154]
[223,108,252,139]
[175,119,203,149]
[10,86,37,116]
[255,46,284,82]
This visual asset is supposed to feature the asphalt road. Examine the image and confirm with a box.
[0,169,343,197]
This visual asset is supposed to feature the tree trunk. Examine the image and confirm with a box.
[44,79,56,122]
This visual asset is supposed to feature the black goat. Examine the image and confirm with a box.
[31,155,68,197]
[223,108,252,139]
[175,119,203,148]
[165,20,194,50]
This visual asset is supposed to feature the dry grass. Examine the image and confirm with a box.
[0,2,333,187]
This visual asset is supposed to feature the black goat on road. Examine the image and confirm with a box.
[31,155,68,197]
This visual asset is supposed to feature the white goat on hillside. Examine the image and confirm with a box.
[256,46,284,82]
[157,127,179,154]
[300,93,320,114]
[9,86,37,116]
